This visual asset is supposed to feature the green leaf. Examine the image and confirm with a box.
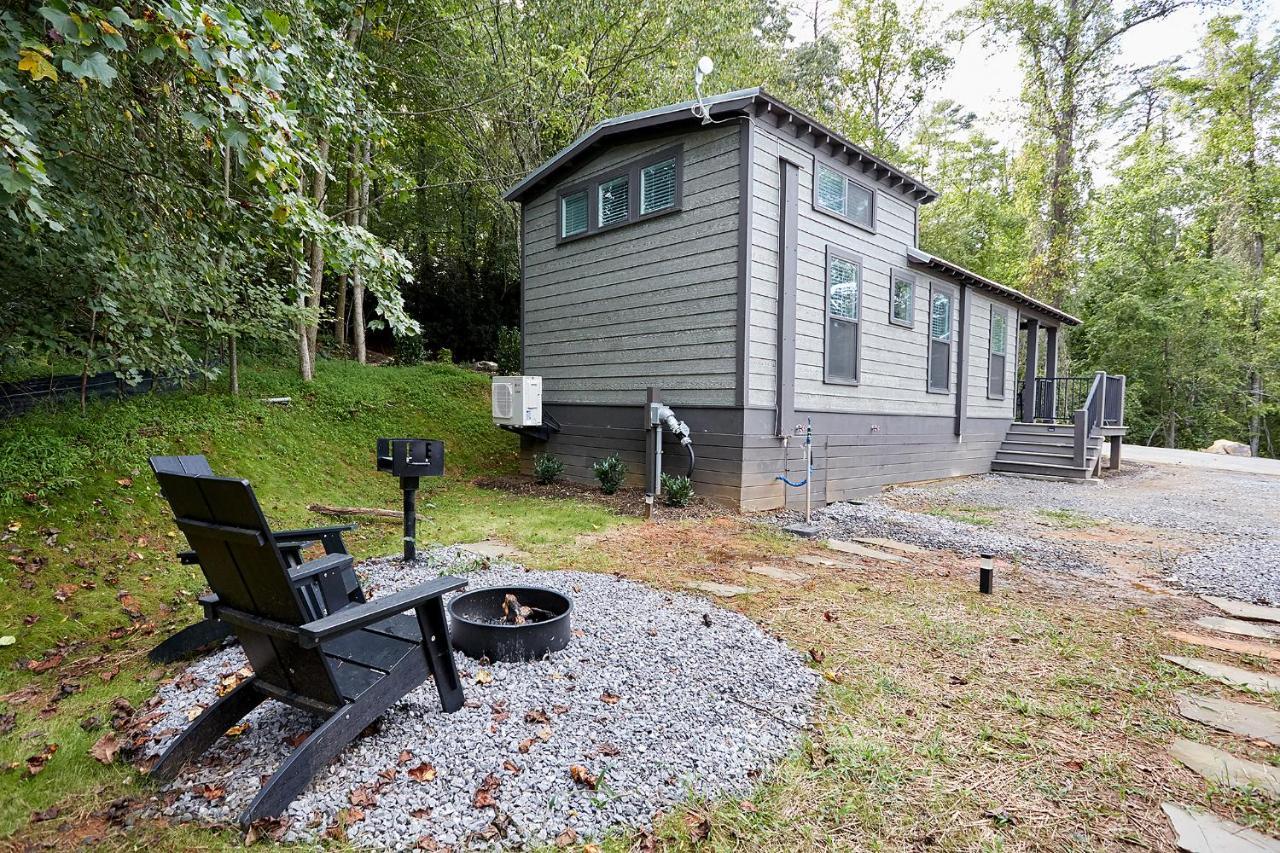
[63,52,117,86]
[107,6,131,27]
[139,44,164,64]
[262,10,290,35]
[37,5,76,38]
[181,110,212,130]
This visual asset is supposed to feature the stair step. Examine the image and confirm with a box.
[1001,437,1078,450]
[991,460,1093,479]
[995,449,1095,466]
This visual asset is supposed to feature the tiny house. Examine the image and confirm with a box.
[502,88,1124,511]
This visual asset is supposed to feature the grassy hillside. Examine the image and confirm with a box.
[0,358,623,844]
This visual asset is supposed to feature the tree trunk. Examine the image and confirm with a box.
[352,138,370,364]
[336,138,359,352]
[304,137,331,375]
[228,336,239,396]
[222,138,238,396]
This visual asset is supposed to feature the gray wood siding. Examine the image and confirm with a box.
[967,291,1018,419]
[522,125,741,407]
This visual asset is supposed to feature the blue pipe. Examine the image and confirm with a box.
[775,418,813,488]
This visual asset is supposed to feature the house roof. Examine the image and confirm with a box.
[503,87,938,204]
[906,248,1081,327]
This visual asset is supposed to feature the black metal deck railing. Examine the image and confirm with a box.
[1015,373,1126,426]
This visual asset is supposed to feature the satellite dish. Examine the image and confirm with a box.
[692,55,716,123]
[696,56,715,78]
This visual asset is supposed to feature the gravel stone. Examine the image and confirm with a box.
[141,547,817,848]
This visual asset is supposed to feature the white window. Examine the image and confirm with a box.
[890,272,914,327]
[826,249,862,384]
[928,286,953,392]
[640,157,677,214]
[988,306,1008,399]
[814,163,875,230]
[598,175,630,227]
[560,190,587,238]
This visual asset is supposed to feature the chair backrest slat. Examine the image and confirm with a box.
[149,454,215,477]
[153,471,343,709]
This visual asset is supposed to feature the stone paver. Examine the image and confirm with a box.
[1165,630,1280,662]
[458,539,530,561]
[1178,693,1280,746]
[1203,596,1280,626]
[1162,803,1280,852]
[1163,657,1280,694]
[796,555,859,569]
[826,539,908,563]
[853,537,928,554]
[1169,738,1280,798]
[745,564,807,582]
[1197,617,1280,641]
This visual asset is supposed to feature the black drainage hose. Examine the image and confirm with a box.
[684,441,696,478]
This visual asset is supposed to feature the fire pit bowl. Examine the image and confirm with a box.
[448,586,573,662]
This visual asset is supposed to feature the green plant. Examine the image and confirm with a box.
[496,327,521,375]
[435,347,454,364]
[532,453,564,485]
[395,334,427,365]
[592,453,628,494]
[660,473,694,507]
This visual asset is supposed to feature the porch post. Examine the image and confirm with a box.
[1043,325,1059,419]
[1020,317,1040,422]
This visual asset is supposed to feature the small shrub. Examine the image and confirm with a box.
[532,453,564,485]
[660,473,694,507]
[395,334,427,365]
[592,453,627,495]
[434,347,454,364]
[496,327,521,375]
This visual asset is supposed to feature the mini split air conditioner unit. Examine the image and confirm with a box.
[491,375,542,427]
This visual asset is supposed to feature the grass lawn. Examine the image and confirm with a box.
[3,359,1277,851]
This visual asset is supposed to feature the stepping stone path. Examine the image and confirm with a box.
[826,539,908,563]
[1178,693,1280,746]
[745,564,807,582]
[1162,803,1280,852]
[1163,596,1280,847]
[1202,596,1280,625]
[796,555,859,569]
[1165,630,1280,662]
[852,537,928,555]
[1163,656,1280,694]
[1197,617,1280,642]
[1169,738,1280,799]
[684,581,761,598]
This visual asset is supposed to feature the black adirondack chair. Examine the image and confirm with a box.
[148,470,466,826]
[147,455,365,663]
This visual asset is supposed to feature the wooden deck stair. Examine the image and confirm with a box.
[990,422,1104,480]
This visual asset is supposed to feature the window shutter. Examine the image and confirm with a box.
[640,158,677,214]
[561,191,587,237]
[816,165,847,215]
[598,176,630,226]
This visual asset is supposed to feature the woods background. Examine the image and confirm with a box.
[0,0,1277,455]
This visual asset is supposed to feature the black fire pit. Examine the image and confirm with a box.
[448,586,573,662]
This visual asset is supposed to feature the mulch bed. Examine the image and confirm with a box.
[472,476,726,521]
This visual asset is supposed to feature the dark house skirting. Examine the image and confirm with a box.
[520,403,1013,512]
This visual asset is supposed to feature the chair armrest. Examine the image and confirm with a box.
[298,576,467,648]
[178,550,200,565]
[274,524,356,543]
[288,552,354,584]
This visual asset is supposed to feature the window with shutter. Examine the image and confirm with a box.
[640,158,677,214]
[928,287,953,392]
[560,190,587,238]
[826,249,861,384]
[988,307,1008,399]
[597,176,629,227]
[890,273,914,326]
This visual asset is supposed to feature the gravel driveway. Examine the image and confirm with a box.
[781,464,1280,605]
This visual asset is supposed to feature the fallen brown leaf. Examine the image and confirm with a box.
[25,743,57,775]
[398,749,413,764]
[349,786,377,808]
[408,762,437,783]
[90,732,121,764]
[525,708,550,724]
[600,691,620,705]
[569,764,598,789]
[518,738,534,753]
[472,772,501,809]
[685,812,711,843]
[27,653,64,673]
[555,827,578,847]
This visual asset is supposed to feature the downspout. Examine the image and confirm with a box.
[954,281,968,438]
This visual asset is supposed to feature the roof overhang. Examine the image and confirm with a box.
[906,248,1081,327]
[503,88,938,205]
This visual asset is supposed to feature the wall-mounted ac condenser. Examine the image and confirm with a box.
[491,376,542,427]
